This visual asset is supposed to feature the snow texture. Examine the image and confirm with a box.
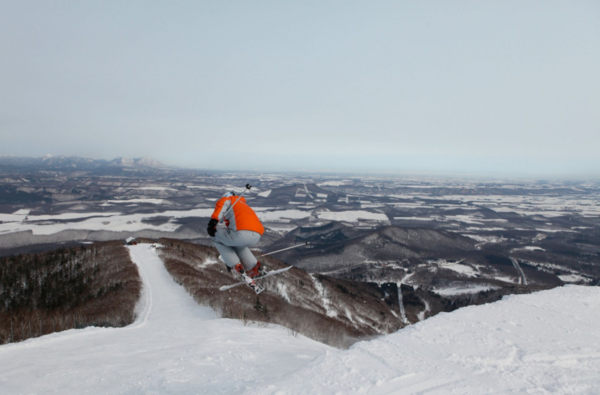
[1,245,599,394]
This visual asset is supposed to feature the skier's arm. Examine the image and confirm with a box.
[211,197,231,222]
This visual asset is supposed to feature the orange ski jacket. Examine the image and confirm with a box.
[211,196,265,235]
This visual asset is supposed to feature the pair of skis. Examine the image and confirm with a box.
[219,266,293,294]
[218,242,308,294]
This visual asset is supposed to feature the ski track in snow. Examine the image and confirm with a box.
[1,245,599,394]
[510,257,528,286]
[396,282,409,325]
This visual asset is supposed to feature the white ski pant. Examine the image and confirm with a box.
[211,229,261,271]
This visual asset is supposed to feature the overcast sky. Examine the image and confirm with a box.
[1,1,599,177]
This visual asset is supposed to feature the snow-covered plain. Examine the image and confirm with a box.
[317,210,390,224]
[1,245,599,394]
[257,209,313,222]
[0,208,215,235]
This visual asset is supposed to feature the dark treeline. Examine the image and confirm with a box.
[0,241,142,344]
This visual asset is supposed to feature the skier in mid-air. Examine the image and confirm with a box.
[207,191,266,287]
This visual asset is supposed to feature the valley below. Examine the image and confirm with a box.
[1,155,599,326]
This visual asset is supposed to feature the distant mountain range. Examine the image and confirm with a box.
[0,155,167,171]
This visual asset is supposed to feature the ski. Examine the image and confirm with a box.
[219,266,293,293]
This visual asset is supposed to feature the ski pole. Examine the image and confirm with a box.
[221,183,252,222]
[259,242,309,257]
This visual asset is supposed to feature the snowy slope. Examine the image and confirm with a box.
[256,285,600,395]
[0,245,599,394]
[0,245,329,394]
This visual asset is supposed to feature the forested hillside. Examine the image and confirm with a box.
[0,242,142,344]
[156,239,406,348]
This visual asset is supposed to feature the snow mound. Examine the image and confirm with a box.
[256,285,600,394]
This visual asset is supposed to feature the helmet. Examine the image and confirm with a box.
[222,191,236,198]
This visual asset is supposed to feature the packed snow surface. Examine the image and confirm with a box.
[1,245,599,394]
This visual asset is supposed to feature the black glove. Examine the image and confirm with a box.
[207,218,218,237]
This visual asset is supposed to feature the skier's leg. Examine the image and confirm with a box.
[234,246,258,271]
[212,240,240,267]
[213,229,261,271]
[211,232,242,268]
[229,231,261,271]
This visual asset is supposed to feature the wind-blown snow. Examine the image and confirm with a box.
[1,246,599,394]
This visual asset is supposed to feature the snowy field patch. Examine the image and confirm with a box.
[131,187,178,191]
[495,275,518,283]
[558,274,593,283]
[317,180,351,186]
[257,209,313,222]
[513,246,546,252]
[263,224,298,233]
[460,234,502,243]
[0,208,215,235]
[430,260,479,277]
[433,285,499,295]
[107,198,165,204]
[317,210,389,223]
[394,216,435,221]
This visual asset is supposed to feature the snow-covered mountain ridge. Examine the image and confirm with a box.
[0,154,166,170]
[1,244,598,394]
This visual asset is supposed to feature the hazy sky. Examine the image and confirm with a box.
[1,1,599,176]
